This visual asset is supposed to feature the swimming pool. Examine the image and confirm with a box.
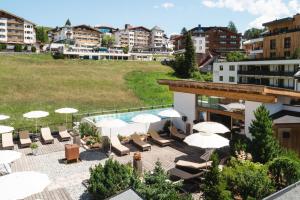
[84,108,171,124]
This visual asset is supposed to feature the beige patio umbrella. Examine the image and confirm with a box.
[0,115,10,121]
[55,107,78,125]
[0,125,14,134]
[23,111,49,133]
[193,122,230,135]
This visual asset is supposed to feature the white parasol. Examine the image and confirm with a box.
[193,122,230,135]
[23,111,49,133]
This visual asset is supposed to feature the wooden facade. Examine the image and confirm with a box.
[263,14,300,59]
[72,25,101,47]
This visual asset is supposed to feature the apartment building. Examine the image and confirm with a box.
[173,25,242,66]
[262,14,300,59]
[242,38,264,59]
[49,20,101,48]
[114,24,169,52]
[0,10,36,47]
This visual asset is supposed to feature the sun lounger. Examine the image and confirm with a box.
[176,160,212,170]
[1,132,14,150]
[168,168,205,181]
[41,127,54,144]
[169,126,186,141]
[149,130,171,146]
[131,133,151,151]
[110,135,130,156]
[58,126,71,141]
[19,130,32,148]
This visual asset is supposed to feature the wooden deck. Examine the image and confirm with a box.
[25,188,72,200]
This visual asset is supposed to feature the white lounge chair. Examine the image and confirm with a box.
[41,127,54,144]
[111,135,130,156]
[2,132,14,149]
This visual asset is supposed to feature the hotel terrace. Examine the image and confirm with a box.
[158,79,300,155]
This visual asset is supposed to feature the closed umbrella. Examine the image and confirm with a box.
[158,109,181,127]
[0,150,21,174]
[132,114,161,137]
[0,125,14,134]
[184,132,229,149]
[95,119,128,155]
[193,122,230,135]
[55,107,78,126]
[0,171,50,200]
[0,115,10,121]
[23,111,49,133]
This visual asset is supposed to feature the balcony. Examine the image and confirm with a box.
[238,70,296,77]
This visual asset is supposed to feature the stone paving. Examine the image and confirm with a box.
[10,139,204,199]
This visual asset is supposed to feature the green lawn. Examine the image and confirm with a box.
[0,54,174,131]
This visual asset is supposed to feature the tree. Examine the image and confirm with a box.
[123,45,129,54]
[222,159,275,199]
[31,46,37,53]
[0,43,6,51]
[88,159,134,199]
[102,35,115,48]
[292,48,300,59]
[136,160,191,200]
[227,21,238,33]
[181,27,187,35]
[244,28,265,40]
[268,156,300,190]
[183,33,196,76]
[36,26,49,43]
[14,44,22,52]
[202,153,231,200]
[226,51,246,62]
[65,19,71,26]
[249,105,281,163]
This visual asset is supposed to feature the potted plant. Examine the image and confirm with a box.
[30,143,39,155]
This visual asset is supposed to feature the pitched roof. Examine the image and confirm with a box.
[72,25,100,32]
[151,26,163,31]
[129,26,150,32]
[263,17,294,26]
[189,26,241,36]
[263,180,300,200]
[0,9,36,25]
[271,110,300,124]
[107,188,144,200]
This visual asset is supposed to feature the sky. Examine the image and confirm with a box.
[1,0,300,36]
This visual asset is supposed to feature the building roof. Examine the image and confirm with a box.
[189,26,241,36]
[0,9,36,25]
[263,181,300,200]
[107,188,144,200]
[129,26,150,32]
[158,79,300,103]
[72,25,100,32]
[151,26,163,31]
[271,110,300,124]
[263,17,294,26]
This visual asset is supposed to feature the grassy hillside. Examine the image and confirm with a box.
[0,54,174,130]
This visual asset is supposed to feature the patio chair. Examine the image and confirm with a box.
[110,135,130,156]
[19,130,32,148]
[58,126,71,141]
[1,132,14,150]
[41,127,54,144]
[176,160,212,170]
[131,133,151,151]
[168,168,205,181]
[149,130,171,146]
[169,126,186,141]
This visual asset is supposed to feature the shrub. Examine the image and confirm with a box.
[52,52,65,59]
[226,51,246,62]
[31,46,37,52]
[229,134,251,156]
[249,105,280,163]
[23,45,28,51]
[0,43,7,51]
[79,123,97,138]
[202,153,232,200]
[14,44,22,52]
[268,156,300,190]
[222,158,275,199]
[88,159,134,199]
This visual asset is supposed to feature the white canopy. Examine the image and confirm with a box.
[132,114,161,124]
[158,109,181,118]
[0,150,21,164]
[23,111,49,119]
[55,108,78,114]
[184,132,229,149]
[0,171,50,200]
[193,122,230,134]
[0,115,10,121]
[0,125,14,134]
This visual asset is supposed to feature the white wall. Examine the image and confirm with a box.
[24,22,36,44]
[192,36,206,54]
[173,92,196,133]
[213,62,238,84]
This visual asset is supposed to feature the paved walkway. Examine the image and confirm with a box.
[25,188,72,200]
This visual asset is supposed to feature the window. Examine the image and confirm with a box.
[219,76,223,81]
[220,35,226,39]
[270,39,276,50]
[230,41,237,44]
[282,131,290,139]
[284,51,291,58]
[231,35,237,39]
[219,65,223,71]
[0,35,5,38]
[229,65,235,71]
[270,52,276,58]
[229,76,235,82]
[0,23,5,26]
[284,37,291,49]
[220,41,226,44]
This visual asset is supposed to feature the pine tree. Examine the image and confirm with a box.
[65,19,71,26]
[181,27,187,35]
[249,105,280,163]
[183,33,196,77]
[227,21,238,33]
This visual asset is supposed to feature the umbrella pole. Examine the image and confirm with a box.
[65,114,68,128]
[109,128,112,156]
[35,119,38,134]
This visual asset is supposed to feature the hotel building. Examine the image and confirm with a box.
[159,79,300,156]
[0,10,36,47]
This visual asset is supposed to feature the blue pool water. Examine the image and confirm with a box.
[86,108,171,124]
